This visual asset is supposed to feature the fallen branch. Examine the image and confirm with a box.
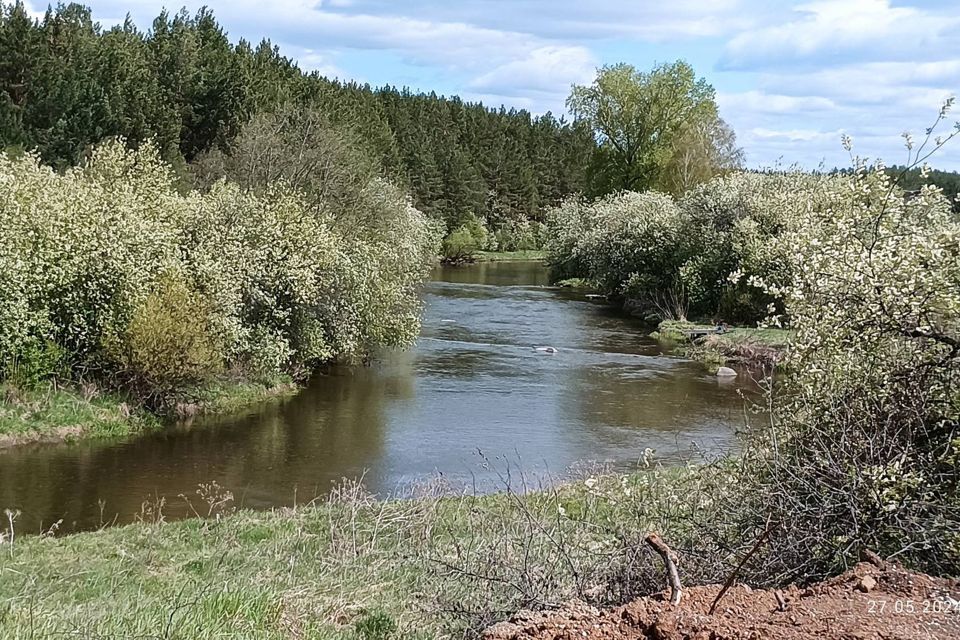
[645,533,682,605]
[709,518,777,615]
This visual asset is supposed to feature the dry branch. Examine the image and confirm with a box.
[709,519,776,615]
[645,532,682,605]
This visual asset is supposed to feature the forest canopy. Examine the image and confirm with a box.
[0,1,594,236]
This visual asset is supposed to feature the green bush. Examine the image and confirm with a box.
[0,340,66,389]
[546,191,684,310]
[441,213,490,262]
[109,276,222,404]
[734,164,960,581]
[544,171,826,322]
[0,141,440,399]
[493,218,543,251]
[442,227,481,262]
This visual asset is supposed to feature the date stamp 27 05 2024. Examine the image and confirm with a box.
[867,597,960,615]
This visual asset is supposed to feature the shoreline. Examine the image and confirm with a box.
[0,377,300,449]
[0,464,709,637]
[440,250,548,265]
[649,320,792,371]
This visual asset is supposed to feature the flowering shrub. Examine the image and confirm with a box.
[0,141,440,400]
[573,191,684,299]
[544,197,593,281]
[544,126,960,578]
[679,171,828,320]
[544,173,824,321]
[739,160,960,579]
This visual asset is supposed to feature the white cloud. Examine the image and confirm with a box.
[750,127,841,142]
[325,0,761,41]
[721,0,959,70]
[718,91,836,115]
[283,46,347,79]
[468,45,596,96]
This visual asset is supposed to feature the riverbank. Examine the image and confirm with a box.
[4,461,955,639]
[475,250,547,262]
[0,464,718,638]
[651,320,793,369]
[0,377,298,448]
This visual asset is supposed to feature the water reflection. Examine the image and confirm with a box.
[0,261,754,532]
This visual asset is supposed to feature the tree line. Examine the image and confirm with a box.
[0,1,595,233]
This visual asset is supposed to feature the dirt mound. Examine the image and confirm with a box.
[484,563,960,640]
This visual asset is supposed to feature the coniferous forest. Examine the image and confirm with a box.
[0,2,596,236]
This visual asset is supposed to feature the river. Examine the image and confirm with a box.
[0,261,756,533]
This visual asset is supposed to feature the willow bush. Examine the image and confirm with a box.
[0,140,440,406]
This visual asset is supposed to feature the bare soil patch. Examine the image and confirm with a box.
[484,563,960,640]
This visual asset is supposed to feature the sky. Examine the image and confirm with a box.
[32,0,960,170]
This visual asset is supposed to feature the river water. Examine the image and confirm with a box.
[0,261,755,533]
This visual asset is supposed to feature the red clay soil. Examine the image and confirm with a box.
[484,563,960,640]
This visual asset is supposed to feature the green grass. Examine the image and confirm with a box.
[0,377,299,447]
[650,320,794,368]
[0,464,729,638]
[649,319,699,342]
[554,277,593,289]
[0,383,159,446]
[474,250,547,262]
[178,376,299,418]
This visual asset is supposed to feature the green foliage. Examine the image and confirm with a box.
[568,61,741,197]
[442,228,482,263]
[492,218,545,251]
[0,380,160,442]
[886,165,959,212]
[544,171,824,322]
[441,213,491,262]
[191,105,378,212]
[353,610,397,640]
[574,191,684,298]
[737,161,960,580]
[0,141,439,401]
[109,275,222,404]
[1,340,65,389]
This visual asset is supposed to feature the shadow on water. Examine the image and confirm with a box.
[0,261,761,532]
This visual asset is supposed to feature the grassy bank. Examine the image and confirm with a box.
[651,320,793,369]
[0,383,159,447]
[0,377,298,448]
[0,464,729,638]
[474,250,547,262]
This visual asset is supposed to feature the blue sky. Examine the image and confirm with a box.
[32,0,960,169]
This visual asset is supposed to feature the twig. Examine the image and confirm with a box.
[774,589,788,612]
[645,532,682,605]
[709,518,777,615]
